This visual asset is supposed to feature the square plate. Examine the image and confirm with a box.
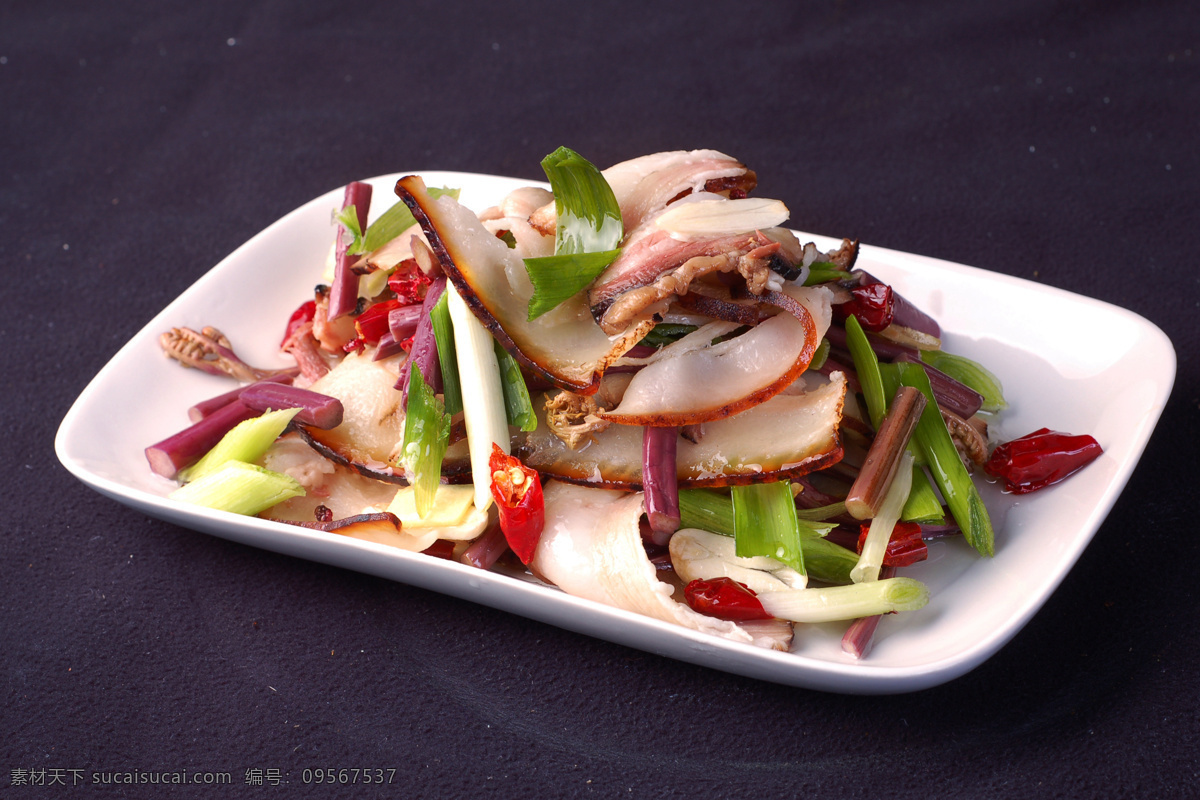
[55,171,1176,693]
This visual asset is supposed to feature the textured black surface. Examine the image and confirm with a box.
[4,1,1198,797]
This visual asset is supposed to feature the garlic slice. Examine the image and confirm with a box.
[669,528,808,592]
[655,196,790,241]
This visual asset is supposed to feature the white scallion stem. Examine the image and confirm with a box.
[757,577,929,623]
[850,450,915,584]
[446,284,509,510]
[169,460,304,516]
[179,407,300,483]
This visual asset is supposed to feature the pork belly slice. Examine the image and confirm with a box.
[598,285,833,427]
[396,175,651,395]
[529,482,791,650]
[588,190,797,307]
[525,150,758,242]
[600,149,756,232]
[297,349,469,483]
[517,372,846,489]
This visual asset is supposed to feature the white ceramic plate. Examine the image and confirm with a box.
[55,171,1175,693]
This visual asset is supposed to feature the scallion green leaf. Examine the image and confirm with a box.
[920,349,1008,412]
[523,249,621,320]
[522,147,624,319]
[803,263,849,286]
[356,188,460,255]
[808,337,831,372]
[401,365,451,518]
[679,487,852,584]
[170,460,304,516]
[794,501,846,521]
[897,361,995,556]
[679,487,736,535]
[429,291,463,416]
[638,323,699,348]
[844,315,887,430]
[901,464,945,523]
[798,538,857,586]
[334,205,365,255]
[540,146,623,255]
[494,340,537,432]
[732,481,806,576]
[179,407,301,483]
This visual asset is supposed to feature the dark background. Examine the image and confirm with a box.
[4,1,1198,797]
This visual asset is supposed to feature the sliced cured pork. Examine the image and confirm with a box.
[529,482,792,650]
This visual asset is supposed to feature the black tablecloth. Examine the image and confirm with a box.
[6,2,1198,797]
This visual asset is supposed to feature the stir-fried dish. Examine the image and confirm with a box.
[148,148,1104,658]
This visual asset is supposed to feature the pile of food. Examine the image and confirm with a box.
[147,148,1103,657]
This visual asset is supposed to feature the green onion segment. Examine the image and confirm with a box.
[678,488,851,585]
[732,481,807,577]
[920,349,1008,412]
[757,577,929,623]
[334,205,365,255]
[851,450,915,583]
[447,284,510,510]
[494,339,537,432]
[429,291,463,416]
[639,323,699,348]
[803,263,849,286]
[794,501,847,521]
[170,461,304,516]
[897,361,995,557]
[678,488,736,536]
[523,147,623,320]
[179,407,301,483]
[844,315,887,430]
[901,464,945,523]
[358,187,460,255]
[808,337,831,372]
[400,365,452,518]
[542,146,623,255]
[524,250,620,320]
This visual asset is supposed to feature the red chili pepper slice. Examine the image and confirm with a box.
[984,428,1103,494]
[281,300,316,348]
[353,298,400,345]
[833,282,894,332]
[856,520,928,568]
[684,577,774,621]
[388,258,432,305]
[488,443,545,564]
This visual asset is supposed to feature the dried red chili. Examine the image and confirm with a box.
[833,281,894,332]
[280,300,316,348]
[388,258,432,305]
[488,443,545,564]
[984,428,1103,494]
[353,298,400,345]
[856,521,928,568]
[684,577,773,622]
